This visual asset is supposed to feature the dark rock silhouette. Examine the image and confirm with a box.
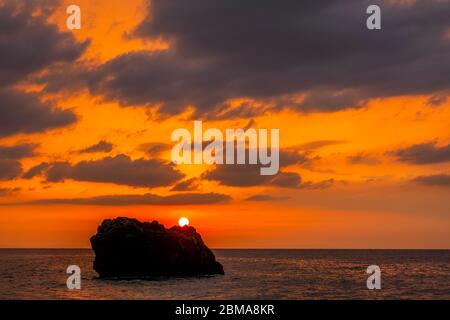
[90,217,224,278]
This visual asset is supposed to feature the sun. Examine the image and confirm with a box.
[178,217,190,227]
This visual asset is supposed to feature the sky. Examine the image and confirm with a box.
[0,0,449,248]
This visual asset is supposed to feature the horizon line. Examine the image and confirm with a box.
[1,247,449,250]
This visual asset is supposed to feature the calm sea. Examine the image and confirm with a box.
[0,249,449,299]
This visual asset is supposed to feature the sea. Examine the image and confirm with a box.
[0,249,449,299]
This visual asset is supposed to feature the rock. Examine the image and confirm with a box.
[90,217,224,278]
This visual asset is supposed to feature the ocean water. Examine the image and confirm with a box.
[0,249,449,299]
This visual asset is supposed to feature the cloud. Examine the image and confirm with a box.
[62,0,450,117]
[298,89,368,112]
[138,142,171,157]
[198,143,335,188]
[0,143,37,159]
[0,88,77,137]
[46,162,72,182]
[43,154,184,187]
[170,177,201,191]
[245,194,290,202]
[412,174,450,187]
[22,162,50,179]
[202,164,334,189]
[3,192,231,206]
[78,140,113,154]
[270,172,335,189]
[280,149,313,167]
[296,140,346,152]
[0,2,84,138]
[392,142,450,164]
[0,159,22,181]
[298,179,335,190]
[347,153,381,165]
[202,164,274,187]
[427,94,448,107]
[270,172,302,188]
[0,1,88,87]
[0,187,21,197]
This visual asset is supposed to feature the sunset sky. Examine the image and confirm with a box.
[0,0,449,248]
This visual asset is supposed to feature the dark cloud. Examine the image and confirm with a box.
[270,172,335,189]
[279,144,342,170]
[138,142,171,157]
[0,143,37,159]
[202,164,334,189]
[0,1,88,87]
[0,159,22,181]
[277,141,345,171]
[245,194,290,202]
[0,187,21,197]
[270,172,302,188]
[170,177,200,192]
[298,179,335,190]
[393,142,450,164]
[0,1,84,138]
[280,149,313,167]
[3,192,231,206]
[297,140,346,152]
[199,143,334,188]
[66,0,450,117]
[43,154,184,187]
[427,94,448,107]
[0,88,77,137]
[22,162,50,179]
[298,89,368,112]
[202,164,274,187]
[347,153,381,165]
[412,174,450,187]
[79,140,113,154]
[46,162,72,182]
[243,119,256,131]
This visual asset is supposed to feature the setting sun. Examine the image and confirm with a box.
[178,217,190,227]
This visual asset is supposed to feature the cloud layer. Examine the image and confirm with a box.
[0,159,22,181]
[393,142,450,164]
[0,2,85,138]
[0,143,37,159]
[32,154,184,188]
[412,174,450,187]
[68,0,450,117]
[0,1,88,87]
[202,164,334,189]
[0,89,77,138]
[4,192,231,206]
[78,140,113,154]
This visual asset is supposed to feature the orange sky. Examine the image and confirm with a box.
[0,0,449,248]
